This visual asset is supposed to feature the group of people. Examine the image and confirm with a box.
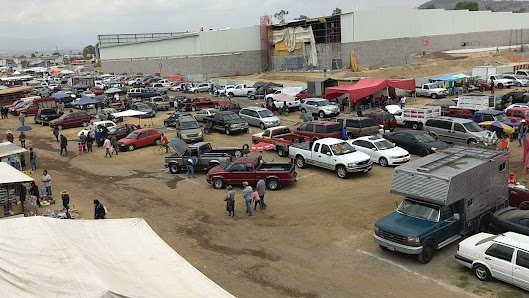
[224,176,268,218]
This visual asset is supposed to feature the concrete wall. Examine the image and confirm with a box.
[341,7,529,43]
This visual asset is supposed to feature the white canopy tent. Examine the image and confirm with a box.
[0,217,233,297]
[0,142,27,158]
[112,109,150,126]
[0,162,33,184]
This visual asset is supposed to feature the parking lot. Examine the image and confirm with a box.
[7,87,528,297]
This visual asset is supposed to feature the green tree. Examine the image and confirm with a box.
[296,15,308,20]
[454,1,479,11]
[19,55,26,59]
[422,4,436,9]
[6,59,15,64]
[52,52,61,56]
[82,45,95,58]
[274,10,289,23]
[20,60,29,67]
[332,8,342,15]
[31,53,36,58]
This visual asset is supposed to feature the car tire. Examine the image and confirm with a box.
[154,138,161,146]
[164,122,168,127]
[412,122,422,130]
[225,127,230,135]
[420,148,430,157]
[169,164,180,174]
[301,108,307,113]
[479,86,486,92]
[127,144,135,151]
[517,82,522,87]
[319,111,325,119]
[250,95,256,100]
[295,155,306,169]
[336,165,348,179]
[417,240,434,264]
[191,105,197,112]
[467,138,477,145]
[410,91,416,97]
[259,122,266,130]
[266,178,280,191]
[57,125,63,130]
[212,178,225,189]
[474,264,491,281]
[498,83,504,89]
[431,93,438,99]
[82,121,88,127]
[194,90,198,93]
[214,103,219,109]
[277,146,287,157]
[379,157,389,167]
[228,92,234,97]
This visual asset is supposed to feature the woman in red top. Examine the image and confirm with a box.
[160,133,169,153]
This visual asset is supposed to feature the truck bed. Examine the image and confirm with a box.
[258,163,294,172]
[289,142,311,151]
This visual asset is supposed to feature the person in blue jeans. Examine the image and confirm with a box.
[186,156,196,178]
[519,120,528,147]
[242,181,253,217]
[42,170,52,196]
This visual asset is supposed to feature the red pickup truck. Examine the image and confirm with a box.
[182,97,219,112]
[251,126,308,157]
[206,157,297,191]
[509,185,529,208]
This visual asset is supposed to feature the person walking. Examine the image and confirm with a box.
[255,176,267,212]
[519,120,528,147]
[253,189,261,211]
[160,133,169,153]
[94,199,106,219]
[6,130,14,143]
[79,132,87,152]
[111,134,119,155]
[60,134,68,156]
[60,190,71,219]
[42,170,52,196]
[490,79,495,95]
[400,96,407,109]
[53,126,59,143]
[225,185,235,217]
[186,156,196,178]
[19,112,25,126]
[95,129,102,147]
[103,136,112,158]
[86,132,94,153]
[29,148,37,172]
[242,181,253,217]
[19,132,26,148]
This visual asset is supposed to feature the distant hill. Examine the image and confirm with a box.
[419,0,529,12]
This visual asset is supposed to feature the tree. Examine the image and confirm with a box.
[483,5,494,11]
[422,4,436,9]
[296,15,308,20]
[454,1,479,11]
[19,55,26,59]
[274,10,289,23]
[52,52,61,56]
[31,53,36,58]
[332,8,342,16]
[82,45,96,59]
[20,60,29,67]
[6,59,15,64]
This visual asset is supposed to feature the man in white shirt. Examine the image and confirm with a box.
[114,93,120,103]
[400,96,407,109]
[42,170,52,196]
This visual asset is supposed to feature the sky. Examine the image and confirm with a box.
[0,0,425,55]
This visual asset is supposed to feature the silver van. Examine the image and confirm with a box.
[424,117,487,144]
[239,107,281,129]
[176,116,203,143]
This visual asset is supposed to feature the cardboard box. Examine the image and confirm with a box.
[0,206,4,218]
[12,204,23,215]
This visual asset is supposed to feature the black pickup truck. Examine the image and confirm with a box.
[164,140,249,174]
[34,108,62,125]
[204,111,249,135]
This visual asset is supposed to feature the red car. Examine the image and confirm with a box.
[475,79,492,91]
[296,89,309,100]
[218,100,241,114]
[292,121,342,141]
[91,87,104,95]
[365,112,397,131]
[509,186,529,208]
[182,97,220,112]
[16,97,58,115]
[49,111,90,130]
[117,128,161,151]
[142,78,160,87]
[505,107,529,121]
[110,102,126,112]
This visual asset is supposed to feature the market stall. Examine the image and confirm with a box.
[111,109,150,126]
[0,162,34,218]
[0,141,27,171]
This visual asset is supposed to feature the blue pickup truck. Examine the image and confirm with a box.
[374,147,509,263]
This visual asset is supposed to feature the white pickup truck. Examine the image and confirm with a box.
[289,138,373,179]
[488,74,514,89]
[225,84,256,97]
[216,85,236,96]
[385,105,442,130]
[409,83,448,99]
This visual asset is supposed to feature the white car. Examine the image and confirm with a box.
[127,78,142,86]
[349,136,410,167]
[77,121,116,139]
[503,74,529,87]
[455,232,529,291]
[216,85,235,96]
[81,91,96,98]
[505,103,529,110]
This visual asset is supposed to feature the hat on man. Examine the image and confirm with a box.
[227,185,233,190]
[60,190,69,195]
[242,181,249,186]
[7,130,11,133]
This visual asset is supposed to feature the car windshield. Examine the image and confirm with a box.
[135,103,149,110]
[494,113,507,122]
[495,75,504,79]
[463,122,483,132]
[381,114,394,121]
[125,132,139,139]
[329,142,355,155]
[181,121,200,129]
[258,110,274,118]
[108,126,119,134]
[316,100,331,107]
[374,139,395,150]
[58,114,69,119]
[414,133,436,142]
[223,113,240,120]
[397,199,440,222]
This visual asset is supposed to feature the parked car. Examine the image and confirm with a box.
[188,83,211,93]
[164,112,192,127]
[77,120,117,139]
[176,115,203,143]
[150,83,168,94]
[181,97,219,112]
[300,98,340,118]
[206,157,297,190]
[502,90,529,104]
[503,74,529,87]
[194,108,218,122]
[145,96,171,111]
[49,111,91,130]
[509,185,529,208]
[488,74,514,89]
[81,91,96,98]
[16,97,58,116]
[218,100,241,114]
[252,126,308,157]
[384,130,449,156]
[424,117,487,145]
[365,112,397,131]
[34,108,61,125]
[336,116,379,138]
[128,88,161,99]
[292,121,342,142]
[224,84,256,97]
[109,102,126,112]
[131,102,156,118]
[505,106,529,122]
[455,232,529,290]
[108,124,141,140]
[239,107,281,129]
[171,95,191,107]
[471,110,519,130]
[409,83,448,99]
[349,136,410,167]
[117,128,161,151]
[490,207,529,236]
[204,111,249,135]
[90,87,104,95]
[295,89,309,100]
[215,85,235,96]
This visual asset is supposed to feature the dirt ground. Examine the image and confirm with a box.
[2,86,528,297]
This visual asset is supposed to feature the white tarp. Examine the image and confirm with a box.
[0,141,27,158]
[0,162,33,184]
[111,110,147,117]
[0,217,233,297]
[272,26,318,66]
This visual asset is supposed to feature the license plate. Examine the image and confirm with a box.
[386,246,395,251]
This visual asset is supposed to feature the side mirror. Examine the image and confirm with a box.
[325,152,331,156]
[453,213,460,221]
[371,148,377,151]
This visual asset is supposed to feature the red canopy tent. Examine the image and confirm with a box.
[324,79,416,102]
[168,75,183,81]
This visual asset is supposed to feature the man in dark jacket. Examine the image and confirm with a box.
[53,126,59,143]
[110,134,119,155]
[94,199,106,219]
[60,134,68,156]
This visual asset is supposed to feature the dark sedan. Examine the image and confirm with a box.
[164,112,192,127]
[131,102,156,118]
[490,207,529,236]
[384,130,449,156]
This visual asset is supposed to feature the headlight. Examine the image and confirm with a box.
[198,132,203,137]
[407,237,420,245]
[374,226,380,235]
[230,124,236,128]
[181,134,187,138]
[347,163,355,167]
[431,147,437,151]
[391,156,400,159]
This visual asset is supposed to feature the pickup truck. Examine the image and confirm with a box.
[204,111,249,135]
[225,84,256,97]
[206,156,297,191]
[145,96,171,111]
[164,140,247,174]
[289,138,373,179]
[409,83,447,99]
[216,85,235,96]
[472,110,519,130]
[252,126,309,157]
[385,105,442,130]
[181,97,219,112]
[374,147,509,264]
[488,74,514,89]
[128,88,161,99]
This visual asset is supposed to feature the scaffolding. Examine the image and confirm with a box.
[270,15,341,44]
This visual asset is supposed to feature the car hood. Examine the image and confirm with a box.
[168,139,189,155]
[208,164,228,176]
[376,211,439,237]
[419,139,449,149]
[337,151,371,163]
[381,147,409,156]
[261,116,280,122]
[117,138,134,145]
[181,128,202,135]
[225,118,247,125]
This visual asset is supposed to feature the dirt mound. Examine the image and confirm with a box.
[423,51,453,59]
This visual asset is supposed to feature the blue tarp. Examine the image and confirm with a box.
[72,96,99,106]
[429,75,459,82]
[7,64,17,68]
[26,61,50,68]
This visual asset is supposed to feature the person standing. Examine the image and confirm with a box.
[53,126,59,143]
[29,148,37,172]
[490,79,495,95]
[19,132,26,148]
[242,181,253,217]
[256,176,267,212]
[19,112,25,126]
[79,132,87,152]
[60,190,71,219]
[271,102,277,115]
[6,130,14,143]
[94,199,106,219]
[60,134,68,156]
[519,120,528,147]
[114,93,119,103]
[225,185,235,217]
[42,170,52,196]
[400,96,407,109]
[111,134,119,155]
[95,129,102,147]
[186,156,196,178]
[58,101,65,113]
[501,134,510,151]
[86,132,94,153]
[103,136,112,158]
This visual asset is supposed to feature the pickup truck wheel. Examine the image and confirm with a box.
[411,122,422,130]
[467,138,477,145]
[266,178,280,191]
[319,111,325,118]
[417,241,434,264]
[57,125,63,130]
[194,90,198,93]
[250,95,256,100]
[259,122,266,130]
[336,165,348,179]
[212,178,225,189]
[295,155,306,168]
[225,127,231,135]
[430,93,437,99]
[228,92,234,97]
[419,148,430,157]
[379,157,389,167]
[277,146,287,157]
[479,86,486,92]
[191,105,197,112]
[474,264,491,281]
[127,144,136,151]
[498,83,504,89]
[169,164,180,174]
